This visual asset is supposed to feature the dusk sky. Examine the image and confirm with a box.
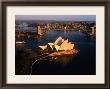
[16,15,96,21]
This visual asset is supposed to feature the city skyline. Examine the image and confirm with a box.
[16,15,96,21]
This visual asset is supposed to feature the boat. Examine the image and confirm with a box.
[16,41,26,44]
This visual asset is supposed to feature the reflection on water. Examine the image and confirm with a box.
[16,43,25,46]
[15,30,96,75]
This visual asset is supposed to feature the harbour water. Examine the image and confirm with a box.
[15,30,96,75]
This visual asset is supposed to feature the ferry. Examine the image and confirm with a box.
[16,41,26,44]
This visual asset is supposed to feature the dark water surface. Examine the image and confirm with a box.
[16,30,96,75]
